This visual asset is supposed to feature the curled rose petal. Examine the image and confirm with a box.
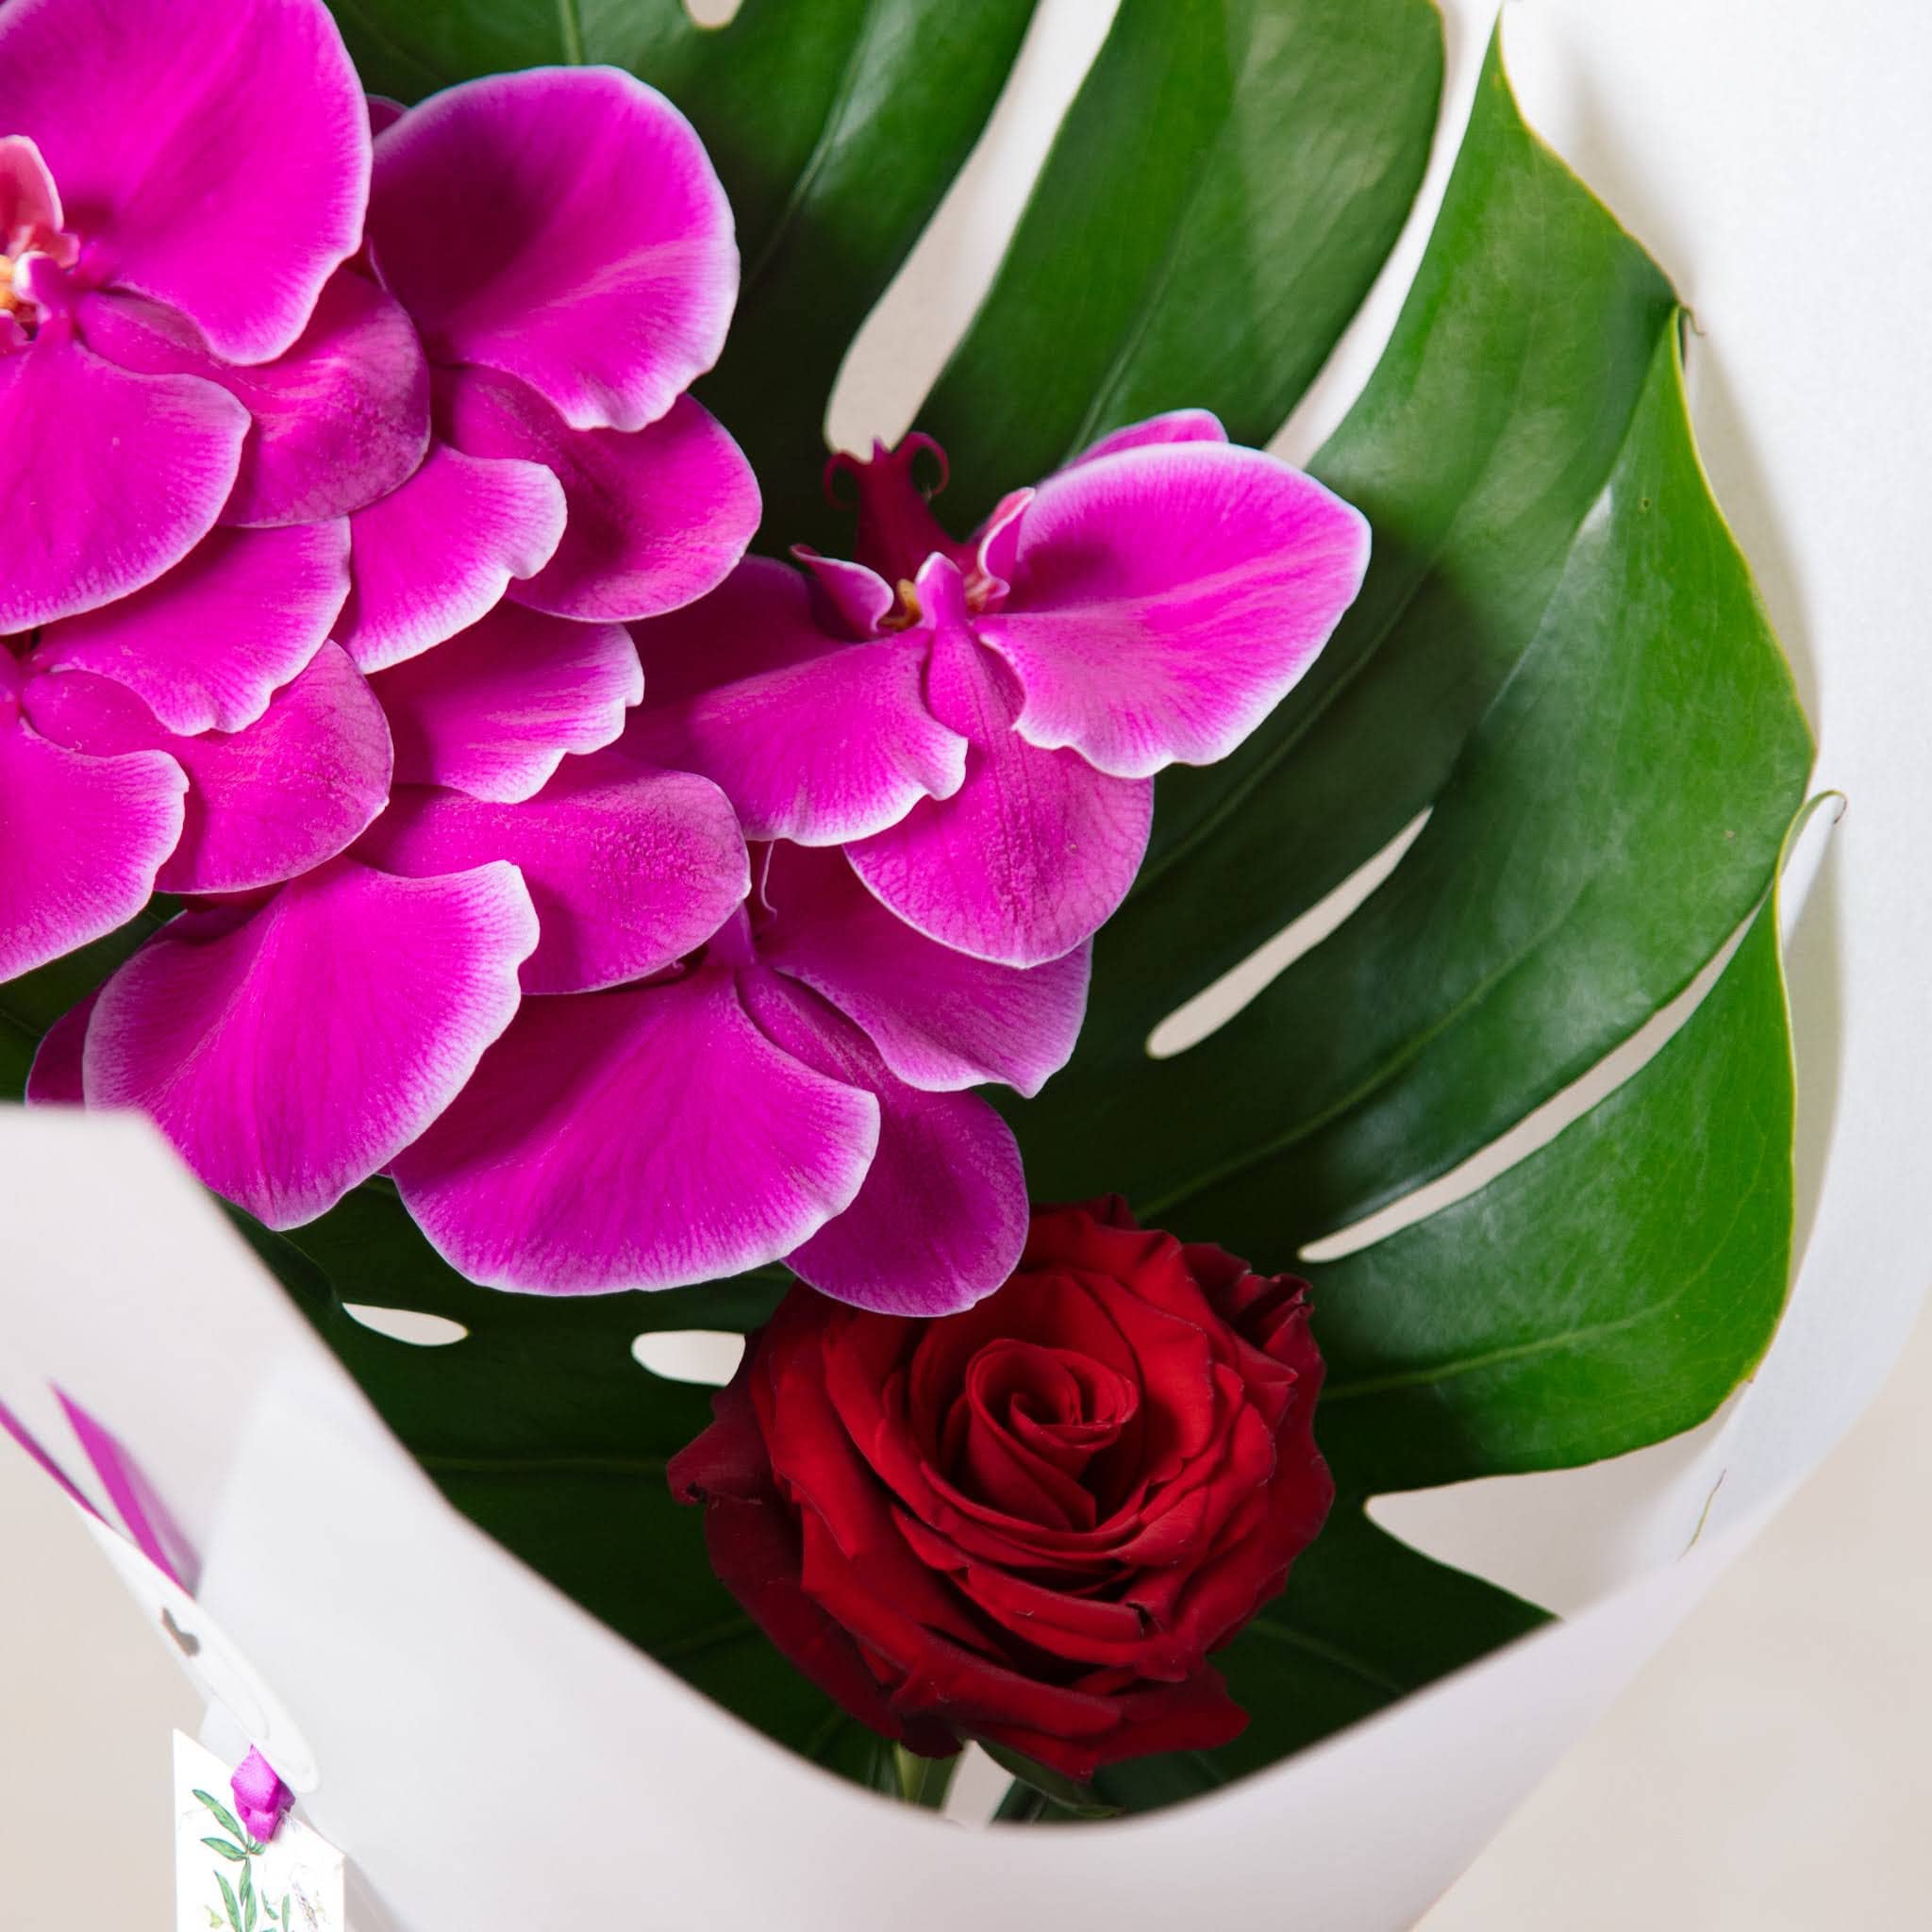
[368,601,641,804]
[31,521,350,736]
[391,948,879,1294]
[83,858,538,1228]
[369,66,735,432]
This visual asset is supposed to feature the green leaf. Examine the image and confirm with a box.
[214,1871,244,1932]
[326,0,1039,549]
[924,0,1443,523]
[201,1838,249,1865]
[0,900,172,1100]
[974,1740,1120,1820]
[240,1861,257,1932]
[191,1790,250,1846]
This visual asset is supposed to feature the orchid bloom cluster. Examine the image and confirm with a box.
[6,0,1370,1319]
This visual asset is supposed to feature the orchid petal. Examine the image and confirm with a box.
[358,764,746,994]
[391,951,879,1294]
[368,602,641,804]
[623,559,963,845]
[743,972,1026,1316]
[25,647,391,895]
[339,442,566,675]
[761,843,1090,1098]
[0,708,183,981]
[977,441,1371,779]
[24,989,92,1105]
[80,278,431,527]
[0,329,245,630]
[370,67,735,432]
[32,521,349,736]
[84,858,537,1228]
[846,568,1152,968]
[0,0,369,359]
[444,372,758,624]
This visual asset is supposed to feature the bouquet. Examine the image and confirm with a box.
[4,0,1878,1921]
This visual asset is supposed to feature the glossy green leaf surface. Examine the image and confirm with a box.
[921,0,1442,522]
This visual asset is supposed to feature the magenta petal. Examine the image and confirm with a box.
[445,372,758,624]
[1063,409,1228,469]
[27,648,392,895]
[25,990,93,1105]
[391,953,879,1294]
[846,573,1152,968]
[80,279,431,528]
[0,709,184,980]
[357,764,747,994]
[978,442,1371,780]
[761,844,1090,1098]
[0,330,246,630]
[32,522,349,735]
[84,858,537,1227]
[369,603,641,804]
[623,559,963,845]
[0,0,368,360]
[370,67,735,432]
[743,973,1026,1316]
[340,441,566,674]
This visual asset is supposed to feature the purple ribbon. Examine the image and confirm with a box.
[231,1746,295,1842]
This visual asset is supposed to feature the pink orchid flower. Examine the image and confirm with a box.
[627,413,1372,966]
[337,67,759,675]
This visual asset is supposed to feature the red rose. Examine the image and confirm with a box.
[668,1198,1333,1780]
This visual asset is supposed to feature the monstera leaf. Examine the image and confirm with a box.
[3,0,1811,1811]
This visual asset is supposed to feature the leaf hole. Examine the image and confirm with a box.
[632,1331,746,1387]
[341,1304,468,1347]
[1146,809,1430,1060]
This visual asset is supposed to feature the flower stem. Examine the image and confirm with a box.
[893,1744,958,1810]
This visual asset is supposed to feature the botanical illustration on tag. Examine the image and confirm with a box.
[174,1734,345,1932]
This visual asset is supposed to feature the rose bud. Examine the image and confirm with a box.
[668,1197,1334,1782]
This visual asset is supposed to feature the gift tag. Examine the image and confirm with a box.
[173,1733,346,1932]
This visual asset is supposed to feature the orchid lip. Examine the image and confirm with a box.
[0,134,80,336]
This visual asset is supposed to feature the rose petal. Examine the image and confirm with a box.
[357,763,747,994]
[977,441,1371,779]
[743,973,1026,1317]
[368,602,641,804]
[0,329,246,630]
[846,564,1152,968]
[25,647,391,895]
[391,947,879,1294]
[444,372,758,624]
[339,441,566,674]
[760,843,1088,1096]
[621,559,964,846]
[79,278,431,527]
[0,708,184,980]
[369,67,735,431]
[84,858,537,1227]
[0,0,369,359]
[32,521,349,735]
